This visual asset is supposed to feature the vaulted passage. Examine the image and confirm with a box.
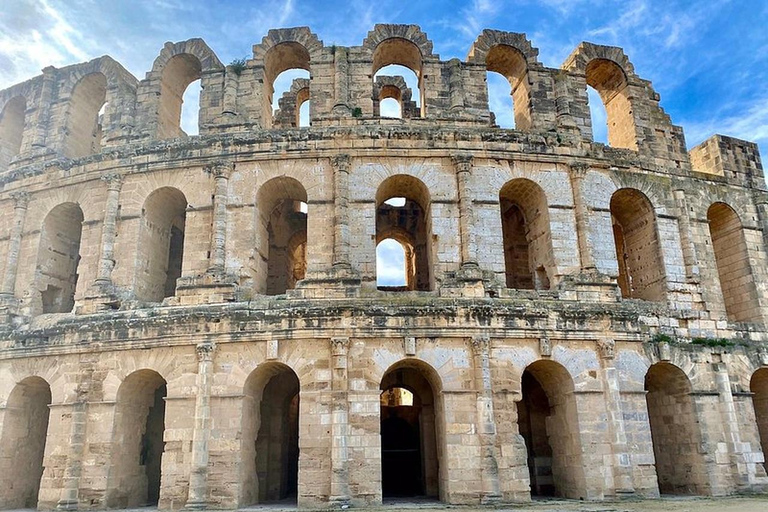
[263,42,311,128]
[485,44,530,129]
[36,203,84,313]
[106,370,167,508]
[257,177,308,295]
[500,179,553,290]
[241,363,300,505]
[610,188,666,301]
[517,360,585,499]
[707,202,761,323]
[0,96,26,169]
[585,58,637,150]
[158,53,203,139]
[0,377,51,509]
[645,363,709,495]
[376,176,433,291]
[372,38,424,117]
[136,187,187,302]
[64,72,107,158]
[751,368,768,468]
[380,362,441,500]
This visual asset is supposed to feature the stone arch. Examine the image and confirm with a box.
[373,75,418,118]
[0,95,26,169]
[274,78,310,128]
[516,359,586,499]
[644,362,709,495]
[376,175,433,291]
[499,178,554,290]
[105,369,167,508]
[0,376,51,510]
[468,31,539,130]
[63,72,107,158]
[707,202,761,323]
[239,362,301,506]
[256,176,308,295]
[610,188,666,301]
[379,358,443,500]
[135,187,187,302]
[252,28,323,128]
[34,202,84,314]
[363,24,434,116]
[751,368,768,469]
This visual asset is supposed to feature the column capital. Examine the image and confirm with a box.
[597,338,616,360]
[331,336,350,356]
[452,153,474,172]
[471,334,491,356]
[569,161,589,178]
[101,173,124,191]
[196,342,216,362]
[331,153,351,172]
[11,191,29,209]
[205,161,234,179]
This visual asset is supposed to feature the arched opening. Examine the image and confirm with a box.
[0,96,26,168]
[136,187,187,302]
[751,368,768,469]
[240,363,300,506]
[380,361,442,500]
[586,86,609,144]
[376,176,432,291]
[585,59,637,150]
[36,203,84,314]
[707,202,761,323]
[106,370,167,508]
[180,78,201,135]
[264,42,311,128]
[257,177,308,295]
[517,360,585,499]
[372,38,424,117]
[157,53,202,139]
[500,179,553,290]
[380,96,401,118]
[645,363,709,495]
[297,87,310,127]
[0,377,51,509]
[485,45,530,130]
[376,238,407,288]
[64,72,107,158]
[610,188,666,301]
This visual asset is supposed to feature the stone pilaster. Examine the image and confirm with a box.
[596,338,635,495]
[569,163,596,271]
[453,154,477,267]
[95,174,123,284]
[1,191,29,296]
[672,189,700,281]
[186,342,216,510]
[208,162,232,272]
[329,337,351,506]
[32,66,56,150]
[332,48,351,114]
[470,335,501,503]
[331,154,351,269]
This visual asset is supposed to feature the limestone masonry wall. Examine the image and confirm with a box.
[0,23,768,511]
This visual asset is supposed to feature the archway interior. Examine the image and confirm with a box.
[108,371,167,508]
[751,368,768,469]
[376,176,432,291]
[708,202,761,322]
[264,42,311,128]
[136,187,187,302]
[180,79,201,135]
[484,45,530,130]
[376,238,407,288]
[610,189,665,301]
[158,53,202,139]
[516,361,584,499]
[65,72,107,158]
[372,38,423,117]
[644,363,709,495]
[499,179,552,290]
[242,365,300,505]
[585,58,636,150]
[380,366,439,499]
[37,203,84,313]
[0,377,51,509]
[0,96,26,168]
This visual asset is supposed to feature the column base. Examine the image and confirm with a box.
[175,269,239,305]
[440,263,500,298]
[556,269,621,303]
[56,500,79,511]
[328,495,351,508]
[184,500,211,510]
[480,493,502,505]
[75,282,121,314]
[288,263,361,299]
[0,292,22,324]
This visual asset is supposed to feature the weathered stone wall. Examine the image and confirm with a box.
[1,22,768,511]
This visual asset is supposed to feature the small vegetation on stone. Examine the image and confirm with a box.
[651,333,674,344]
[352,107,363,117]
[229,58,248,76]
[691,337,735,348]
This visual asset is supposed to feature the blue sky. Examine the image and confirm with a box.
[1,0,766,285]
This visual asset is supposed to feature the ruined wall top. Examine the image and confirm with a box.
[0,23,762,188]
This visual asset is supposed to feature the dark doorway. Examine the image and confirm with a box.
[381,387,422,496]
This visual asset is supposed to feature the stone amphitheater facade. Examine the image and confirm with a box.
[1,23,768,510]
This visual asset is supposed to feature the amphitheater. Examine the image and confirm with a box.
[0,22,768,511]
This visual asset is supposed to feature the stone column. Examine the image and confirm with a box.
[596,339,635,495]
[207,162,232,272]
[452,154,478,267]
[329,337,351,506]
[32,66,56,149]
[331,154,351,269]
[1,191,29,296]
[448,59,465,111]
[333,48,350,113]
[186,342,216,510]
[569,163,596,271]
[712,358,751,488]
[470,335,501,503]
[95,174,123,285]
[672,189,700,280]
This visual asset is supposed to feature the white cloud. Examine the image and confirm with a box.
[377,239,406,287]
